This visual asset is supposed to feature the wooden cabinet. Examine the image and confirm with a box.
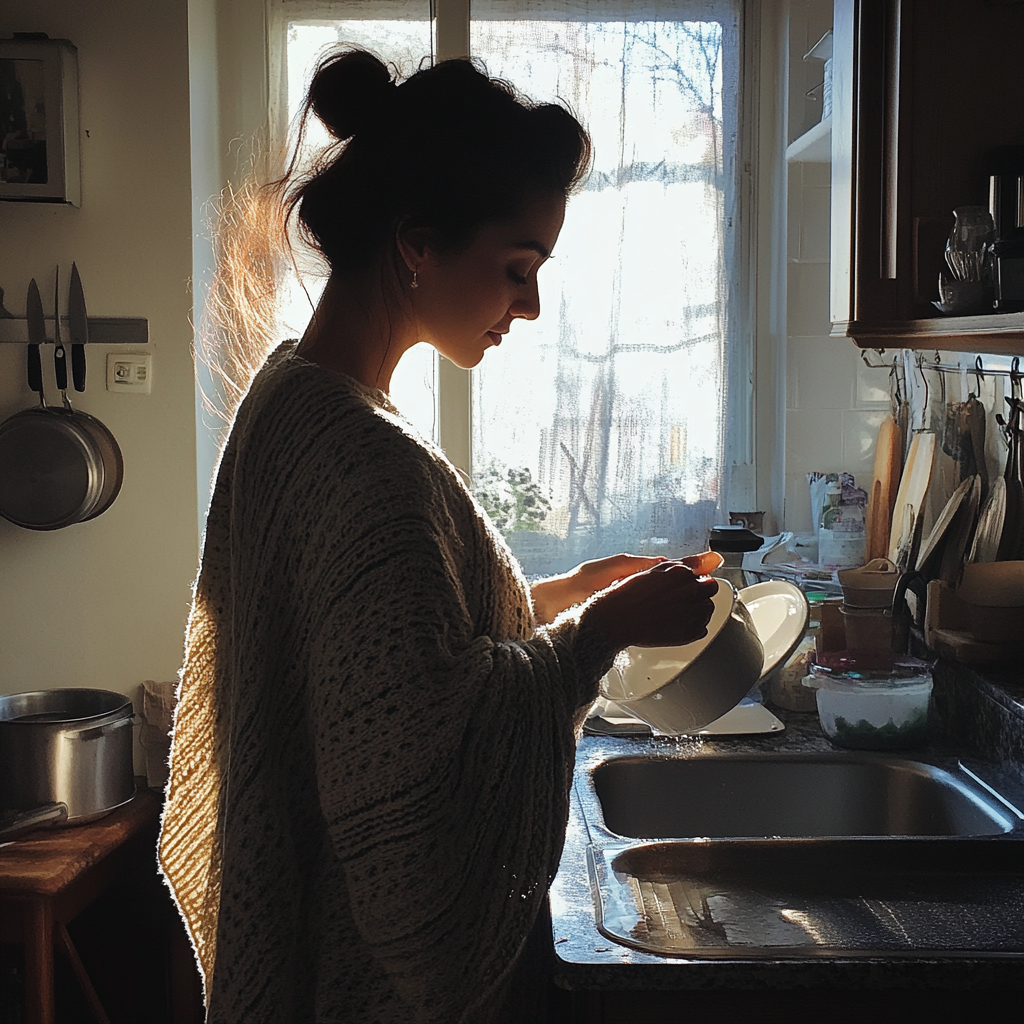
[830,0,1024,354]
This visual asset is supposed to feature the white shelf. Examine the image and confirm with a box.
[786,116,831,163]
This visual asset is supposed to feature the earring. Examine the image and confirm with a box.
[411,269,419,290]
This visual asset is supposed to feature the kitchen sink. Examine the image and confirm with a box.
[588,837,1024,958]
[579,752,1024,959]
[589,753,1018,838]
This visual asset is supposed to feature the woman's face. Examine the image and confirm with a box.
[411,191,566,368]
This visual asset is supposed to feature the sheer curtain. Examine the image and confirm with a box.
[470,0,741,575]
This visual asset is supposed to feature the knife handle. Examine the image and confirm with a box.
[72,342,86,392]
[27,344,43,396]
[54,339,68,392]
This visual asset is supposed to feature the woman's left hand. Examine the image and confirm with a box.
[531,551,722,625]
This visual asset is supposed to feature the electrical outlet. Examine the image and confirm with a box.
[106,353,152,394]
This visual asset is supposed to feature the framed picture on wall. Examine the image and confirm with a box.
[0,36,80,206]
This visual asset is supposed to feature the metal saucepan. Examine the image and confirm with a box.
[0,271,123,531]
[0,689,137,842]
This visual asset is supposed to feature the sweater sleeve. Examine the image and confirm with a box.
[298,427,605,1022]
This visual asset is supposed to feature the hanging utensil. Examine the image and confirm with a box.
[999,392,1024,560]
[0,267,124,530]
[26,279,46,409]
[69,261,88,392]
[52,266,71,411]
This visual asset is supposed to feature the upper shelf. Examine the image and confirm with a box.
[786,117,831,163]
[832,312,1024,355]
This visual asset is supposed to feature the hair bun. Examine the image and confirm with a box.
[310,49,395,140]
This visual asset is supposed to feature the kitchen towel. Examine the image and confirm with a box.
[142,679,176,790]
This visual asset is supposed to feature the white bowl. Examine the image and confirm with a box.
[599,581,764,734]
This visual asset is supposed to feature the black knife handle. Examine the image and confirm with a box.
[27,344,42,395]
[72,342,86,392]
[54,340,68,392]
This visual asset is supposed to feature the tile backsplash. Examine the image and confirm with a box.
[785,161,889,534]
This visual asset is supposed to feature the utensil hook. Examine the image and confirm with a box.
[915,353,929,423]
[889,356,902,420]
[974,356,986,398]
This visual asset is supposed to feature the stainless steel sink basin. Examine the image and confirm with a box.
[590,753,1018,838]
[588,837,1024,958]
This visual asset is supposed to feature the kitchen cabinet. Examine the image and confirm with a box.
[830,0,1024,354]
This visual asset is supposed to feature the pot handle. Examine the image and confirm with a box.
[0,801,68,842]
[76,713,141,743]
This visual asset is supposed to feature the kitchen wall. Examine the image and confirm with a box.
[783,0,890,535]
[784,158,892,533]
[0,0,198,732]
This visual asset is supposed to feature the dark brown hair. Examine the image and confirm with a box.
[292,50,591,271]
[200,49,591,418]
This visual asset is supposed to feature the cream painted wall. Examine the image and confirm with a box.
[0,0,198,730]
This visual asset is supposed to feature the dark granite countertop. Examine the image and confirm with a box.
[550,672,1024,993]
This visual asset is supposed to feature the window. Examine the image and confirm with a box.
[273,0,745,575]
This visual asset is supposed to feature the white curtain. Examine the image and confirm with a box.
[470,0,741,575]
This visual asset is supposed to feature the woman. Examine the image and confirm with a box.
[160,50,719,1023]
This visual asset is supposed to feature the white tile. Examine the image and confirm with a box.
[787,179,801,263]
[787,262,832,337]
[787,408,844,470]
[855,349,891,406]
[802,161,831,189]
[842,409,889,481]
[788,335,856,410]
[799,186,831,263]
[785,471,816,533]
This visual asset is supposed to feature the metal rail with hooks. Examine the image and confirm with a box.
[860,350,1022,382]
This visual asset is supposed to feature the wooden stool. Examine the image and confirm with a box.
[0,789,160,1024]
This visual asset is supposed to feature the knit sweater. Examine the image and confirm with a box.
[159,341,611,1023]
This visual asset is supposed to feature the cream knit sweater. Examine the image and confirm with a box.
[159,342,610,1023]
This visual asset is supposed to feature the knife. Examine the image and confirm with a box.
[53,266,70,410]
[26,279,46,408]
[68,262,88,392]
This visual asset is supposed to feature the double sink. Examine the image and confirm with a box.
[575,747,1024,959]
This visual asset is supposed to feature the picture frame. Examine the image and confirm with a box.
[0,37,80,206]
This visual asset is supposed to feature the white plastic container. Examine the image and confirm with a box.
[805,667,933,750]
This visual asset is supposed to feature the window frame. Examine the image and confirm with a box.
[264,0,773,523]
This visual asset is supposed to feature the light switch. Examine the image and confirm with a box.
[106,353,152,394]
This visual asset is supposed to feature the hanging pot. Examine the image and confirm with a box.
[0,274,123,530]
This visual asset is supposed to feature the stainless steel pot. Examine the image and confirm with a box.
[0,689,136,841]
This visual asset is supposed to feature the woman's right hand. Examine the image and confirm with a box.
[580,554,722,658]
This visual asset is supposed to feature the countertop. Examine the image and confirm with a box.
[550,701,1024,993]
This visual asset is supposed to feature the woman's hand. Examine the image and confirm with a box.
[531,554,666,625]
[531,550,723,627]
[578,553,723,662]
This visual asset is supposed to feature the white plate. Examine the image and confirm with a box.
[737,580,809,681]
[589,696,784,736]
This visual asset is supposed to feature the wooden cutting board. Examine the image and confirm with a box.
[866,414,902,561]
[887,429,936,568]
